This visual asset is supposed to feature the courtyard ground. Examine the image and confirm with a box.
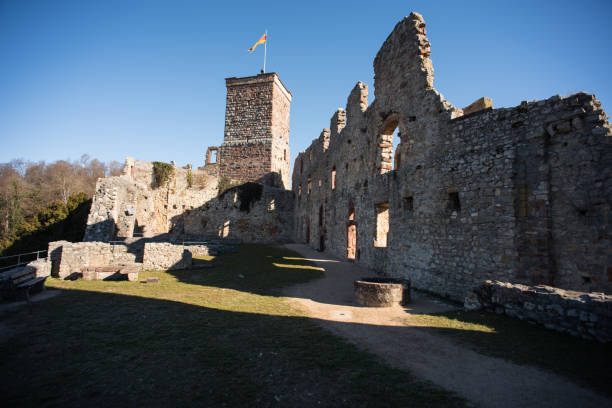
[1,244,610,407]
[0,244,464,407]
[283,244,612,408]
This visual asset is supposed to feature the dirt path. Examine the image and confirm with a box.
[282,244,611,408]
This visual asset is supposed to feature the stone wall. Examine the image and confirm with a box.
[183,183,294,244]
[48,241,140,279]
[292,12,612,301]
[218,73,292,188]
[142,242,212,270]
[85,158,293,244]
[84,159,220,242]
[465,280,612,342]
[29,259,48,278]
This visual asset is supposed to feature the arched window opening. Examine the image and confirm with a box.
[378,117,401,174]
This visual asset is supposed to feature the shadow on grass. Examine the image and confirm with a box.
[409,309,612,398]
[166,244,326,297]
[0,286,464,408]
[5,244,609,406]
[164,244,612,400]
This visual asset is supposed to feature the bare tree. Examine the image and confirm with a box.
[0,156,123,250]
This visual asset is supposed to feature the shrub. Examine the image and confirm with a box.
[186,169,193,188]
[152,162,174,188]
[217,177,238,196]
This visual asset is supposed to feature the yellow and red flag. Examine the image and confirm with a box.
[248,33,267,52]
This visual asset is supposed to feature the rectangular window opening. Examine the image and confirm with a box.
[374,202,389,247]
[331,166,336,190]
[403,196,414,212]
[448,192,460,211]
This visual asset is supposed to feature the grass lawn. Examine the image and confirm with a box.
[0,244,465,408]
[410,309,612,397]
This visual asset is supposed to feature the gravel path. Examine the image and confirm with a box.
[282,244,611,408]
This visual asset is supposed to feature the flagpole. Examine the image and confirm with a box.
[263,29,267,73]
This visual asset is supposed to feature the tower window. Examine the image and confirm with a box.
[448,192,460,211]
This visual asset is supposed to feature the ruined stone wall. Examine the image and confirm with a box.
[142,242,212,270]
[219,73,292,188]
[48,241,139,279]
[183,183,294,243]
[84,159,220,242]
[465,280,612,342]
[292,12,612,300]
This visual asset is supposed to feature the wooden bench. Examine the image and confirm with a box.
[1,266,47,301]
[80,265,139,282]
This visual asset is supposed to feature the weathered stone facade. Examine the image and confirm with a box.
[183,183,294,243]
[292,12,612,301]
[217,73,292,188]
[78,12,610,310]
[465,280,612,342]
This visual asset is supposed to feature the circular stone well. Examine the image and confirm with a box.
[354,278,410,307]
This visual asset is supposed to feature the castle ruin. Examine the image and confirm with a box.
[83,72,294,244]
[75,12,611,303]
[291,13,611,299]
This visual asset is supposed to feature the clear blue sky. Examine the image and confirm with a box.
[1,0,611,169]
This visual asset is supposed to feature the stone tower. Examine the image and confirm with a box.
[219,73,292,188]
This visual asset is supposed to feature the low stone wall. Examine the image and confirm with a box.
[142,243,212,270]
[465,280,612,342]
[28,259,49,278]
[48,241,140,279]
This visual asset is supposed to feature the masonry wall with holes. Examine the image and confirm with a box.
[292,13,612,300]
